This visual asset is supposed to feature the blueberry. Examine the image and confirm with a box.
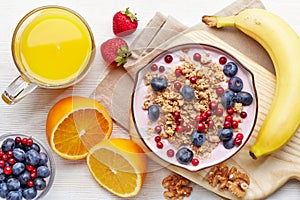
[148,104,160,121]
[13,148,25,162]
[7,190,22,200]
[223,137,235,149]
[30,143,40,153]
[38,152,48,166]
[34,178,46,190]
[223,62,238,77]
[228,76,243,92]
[12,162,25,176]
[181,85,195,101]
[25,149,40,166]
[2,138,15,152]
[191,131,206,147]
[18,171,30,185]
[37,166,51,178]
[176,147,193,165]
[0,182,8,198]
[7,178,21,191]
[221,90,235,109]
[218,128,233,141]
[151,77,168,91]
[22,187,37,200]
[235,91,253,106]
[0,174,5,182]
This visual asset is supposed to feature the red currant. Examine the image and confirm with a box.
[8,158,16,165]
[2,154,8,161]
[30,172,37,179]
[175,68,183,77]
[176,125,185,133]
[231,120,239,129]
[167,149,175,157]
[26,138,33,146]
[223,121,231,129]
[15,136,22,144]
[201,112,208,121]
[174,81,182,90]
[26,165,35,172]
[185,125,192,132]
[240,111,248,119]
[209,101,218,110]
[216,86,224,96]
[0,151,4,157]
[173,111,181,120]
[4,166,12,175]
[27,180,34,187]
[190,76,197,83]
[206,110,213,117]
[159,65,165,72]
[154,136,161,143]
[196,122,206,132]
[154,126,162,134]
[164,55,173,63]
[215,108,223,117]
[193,53,201,62]
[219,56,227,65]
[225,115,233,122]
[236,133,244,140]
[150,64,158,71]
[195,115,203,123]
[156,141,164,149]
[227,108,234,115]
[6,151,13,158]
[207,120,214,129]
[175,118,184,126]
[21,138,28,145]
[0,160,5,168]
[191,158,199,166]
[234,137,243,146]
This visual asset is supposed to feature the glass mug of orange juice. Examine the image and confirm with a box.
[2,6,95,104]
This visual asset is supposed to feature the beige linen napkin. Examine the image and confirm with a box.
[91,0,270,130]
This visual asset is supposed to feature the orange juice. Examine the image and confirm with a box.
[13,7,94,86]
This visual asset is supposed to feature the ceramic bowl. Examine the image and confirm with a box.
[131,43,258,171]
[0,133,55,199]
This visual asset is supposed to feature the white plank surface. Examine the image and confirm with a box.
[0,0,299,199]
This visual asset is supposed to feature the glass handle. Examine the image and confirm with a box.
[2,76,37,105]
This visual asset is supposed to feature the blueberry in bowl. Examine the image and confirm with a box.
[0,133,55,200]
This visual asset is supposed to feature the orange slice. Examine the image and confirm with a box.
[46,96,113,160]
[87,138,147,198]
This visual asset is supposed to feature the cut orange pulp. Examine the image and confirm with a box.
[87,138,147,198]
[46,96,112,160]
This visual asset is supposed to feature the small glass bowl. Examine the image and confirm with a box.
[0,133,55,199]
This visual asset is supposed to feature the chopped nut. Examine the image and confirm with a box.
[162,174,193,200]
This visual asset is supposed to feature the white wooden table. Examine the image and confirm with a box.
[0,0,299,199]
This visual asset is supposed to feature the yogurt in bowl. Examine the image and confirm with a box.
[132,43,257,171]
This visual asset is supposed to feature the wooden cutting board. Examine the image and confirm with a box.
[129,30,300,200]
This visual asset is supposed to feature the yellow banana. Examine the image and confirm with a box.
[202,8,300,159]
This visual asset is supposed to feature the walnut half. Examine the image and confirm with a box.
[162,174,193,200]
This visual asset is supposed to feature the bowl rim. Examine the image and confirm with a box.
[0,133,56,199]
[131,43,259,172]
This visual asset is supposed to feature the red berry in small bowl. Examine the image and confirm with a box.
[191,158,199,166]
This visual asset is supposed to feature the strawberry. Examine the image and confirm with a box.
[113,7,138,37]
[100,38,131,67]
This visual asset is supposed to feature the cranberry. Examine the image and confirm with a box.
[227,108,234,115]
[164,55,173,63]
[190,76,197,83]
[193,53,201,62]
[30,172,37,179]
[154,136,161,143]
[232,120,239,129]
[240,111,248,119]
[15,136,22,144]
[215,108,223,117]
[155,126,162,134]
[223,121,231,129]
[176,125,185,133]
[196,122,206,132]
[216,86,224,96]
[191,158,199,166]
[174,81,182,90]
[219,56,227,65]
[21,138,28,145]
[225,115,233,122]
[236,133,244,140]
[234,137,243,146]
[207,120,214,129]
[206,110,213,117]
[150,64,158,71]
[26,165,35,172]
[175,68,183,77]
[159,66,165,72]
[27,180,34,187]
[4,166,12,175]
[156,141,164,149]
[209,101,218,110]
[195,115,203,123]
[0,160,5,168]
[173,111,181,120]
[8,158,16,165]
[185,125,192,132]
[167,149,175,157]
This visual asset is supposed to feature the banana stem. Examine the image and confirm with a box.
[202,15,236,28]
